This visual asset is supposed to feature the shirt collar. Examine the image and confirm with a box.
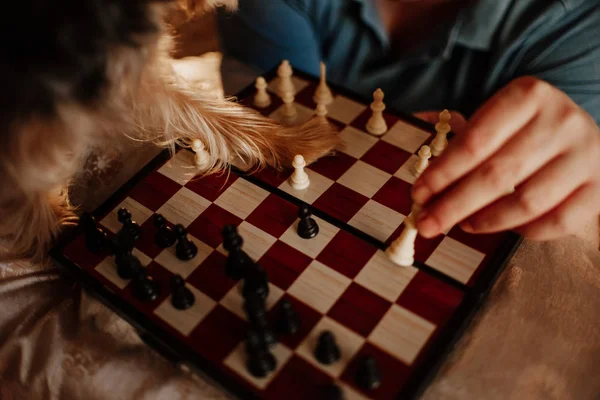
[355,0,513,60]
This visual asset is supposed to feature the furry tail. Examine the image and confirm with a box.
[133,84,343,173]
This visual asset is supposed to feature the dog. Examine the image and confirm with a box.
[0,0,341,261]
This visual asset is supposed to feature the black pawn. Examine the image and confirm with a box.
[297,204,319,239]
[355,355,381,391]
[222,225,251,280]
[115,251,142,280]
[117,208,141,241]
[322,383,344,400]
[132,270,160,302]
[171,275,195,310]
[245,330,276,378]
[314,331,341,365]
[80,213,107,253]
[174,224,197,260]
[154,214,176,248]
[276,299,299,335]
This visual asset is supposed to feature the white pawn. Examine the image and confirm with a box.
[315,102,328,118]
[366,88,388,136]
[414,145,432,178]
[277,60,295,98]
[386,203,421,267]
[192,139,210,170]
[290,155,310,190]
[253,77,271,108]
[313,62,333,106]
[431,109,451,157]
[282,91,297,120]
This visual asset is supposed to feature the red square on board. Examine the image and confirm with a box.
[267,295,322,350]
[372,176,413,216]
[328,282,391,337]
[309,152,357,182]
[134,217,163,259]
[340,342,411,399]
[246,194,298,238]
[250,167,290,188]
[396,271,463,325]
[186,250,237,301]
[187,204,243,249]
[63,233,111,271]
[316,230,378,279]
[129,170,182,212]
[312,183,369,223]
[294,82,321,110]
[264,355,333,400]
[185,172,238,203]
[258,241,312,290]
[361,140,413,175]
[189,305,248,364]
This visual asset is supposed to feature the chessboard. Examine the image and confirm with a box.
[50,63,522,400]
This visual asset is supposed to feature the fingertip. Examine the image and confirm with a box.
[412,182,431,204]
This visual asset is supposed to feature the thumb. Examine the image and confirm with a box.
[413,110,468,136]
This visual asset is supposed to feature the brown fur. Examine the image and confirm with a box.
[0,0,341,262]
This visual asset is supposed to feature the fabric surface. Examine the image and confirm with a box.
[1,55,600,400]
[217,0,600,123]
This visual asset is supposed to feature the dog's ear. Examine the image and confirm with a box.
[178,0,238,15]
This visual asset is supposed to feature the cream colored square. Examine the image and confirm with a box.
[382,121,431,153]
[214,178,269,220]
[287,261,351,314]
[337,160,391,198]
[216,221,277,261]
[156,187,211,228]
[369,304,435,364]
[278,169,333,205]
[327,96,367,124]
[100,198,153,234]
[348,200,405,243]
[157,150,197,186]
[269,103,315,126]
[154,236,212,278]
[220,282,284,320]
[154,286,216,336]
[339,126,378,159]
[296,317,364,378]
[394,154,420,185]
[425,237,485,284]
[354,250,418,303]
[224,341,292,390]
[267,76,310,95]
[280,217,338,258]
[337,384,370,400]
[94,249,151,289]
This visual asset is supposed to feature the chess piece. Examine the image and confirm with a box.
[322,384,344,400]
[366,89,388,136]
[297,204,319,239]
[314,331,341,365]
[315,102,328,118]
[222,224,253,280]
[277,60,295,97]
[414,145,432,178]
[290,155,310,190]
[244,296,277,348]
[174,224,197,261]
[191,139,211,170]
[313,62,333,105]
[132,270,160,302]
[154,214,176,248]
[245,330,276,378]
[431,109,451,156]
[171,275,195,310]
[355,355,381,391]
[115,250,142,280]
[253,76,271,108]
[242,267,270,301]
[276,299,300,335]
[80,213,107,253]
[116,208,141,250]
[282,91,297,120]
[386,203,421,267]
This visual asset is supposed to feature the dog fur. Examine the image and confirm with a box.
[0,0,341,261]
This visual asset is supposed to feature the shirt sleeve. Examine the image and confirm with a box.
[216,0,322,76]
[512,2,600,125]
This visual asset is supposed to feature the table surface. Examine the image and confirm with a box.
[1,55,599,400]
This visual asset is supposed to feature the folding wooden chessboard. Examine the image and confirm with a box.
[50,66,522,400]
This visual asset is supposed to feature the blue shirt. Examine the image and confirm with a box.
[217,0,600,124]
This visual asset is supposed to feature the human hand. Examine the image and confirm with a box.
[412,77,600,240]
